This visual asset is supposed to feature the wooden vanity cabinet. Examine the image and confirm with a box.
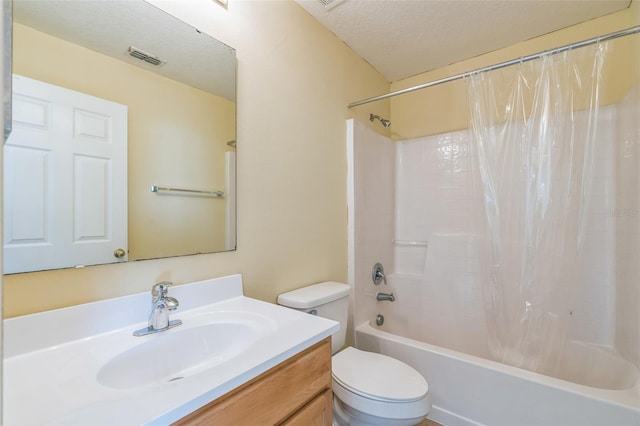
[173,337,332,426]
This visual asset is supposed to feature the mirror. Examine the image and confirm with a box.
[4,0,236,274]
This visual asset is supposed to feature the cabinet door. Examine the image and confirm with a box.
[174,338,331,426]
[281,389,332,426]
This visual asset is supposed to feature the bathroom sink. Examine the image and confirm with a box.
[98,313,268,389]
[4,275,339,426]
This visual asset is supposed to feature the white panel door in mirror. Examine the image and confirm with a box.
[3,74,128,273]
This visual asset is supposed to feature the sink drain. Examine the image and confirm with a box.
[168,376,184,382]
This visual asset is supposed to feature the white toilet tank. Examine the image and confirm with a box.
[277,282,350,354]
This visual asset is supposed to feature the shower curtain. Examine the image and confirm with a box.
[466,44,608,375]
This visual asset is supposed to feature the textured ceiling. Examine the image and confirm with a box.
[296,0,631,82]
[14,0,236,101]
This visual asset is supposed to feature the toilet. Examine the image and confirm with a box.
[277,282,431,426]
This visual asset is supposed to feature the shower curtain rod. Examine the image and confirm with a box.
[348,25,640,108]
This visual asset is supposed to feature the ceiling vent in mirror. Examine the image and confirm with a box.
[127,46,167,66]
[317,0,347,10]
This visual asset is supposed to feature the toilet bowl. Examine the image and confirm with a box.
[332,347,431,426]
[278,282,431,426]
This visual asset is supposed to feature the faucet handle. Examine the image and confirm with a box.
[152,281,173,298]
[372,263,387,285]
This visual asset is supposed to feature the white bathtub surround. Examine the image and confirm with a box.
[347,65,640,425]
[614,85,640,370]
[347,118,396,332]
[3,275,338,425]
[385,102,635,362]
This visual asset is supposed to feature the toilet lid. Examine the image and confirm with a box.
[332,347,428,402]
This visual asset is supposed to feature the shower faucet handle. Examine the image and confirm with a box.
[372,263,387,285]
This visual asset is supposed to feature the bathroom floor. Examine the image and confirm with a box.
[420,419,443,426]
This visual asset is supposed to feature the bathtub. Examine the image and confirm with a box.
[355,321,640,426]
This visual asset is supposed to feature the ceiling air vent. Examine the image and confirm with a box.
[317,0,347,10]
[127,46,166,66]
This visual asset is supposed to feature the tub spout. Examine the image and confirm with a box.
[376,292,395,302]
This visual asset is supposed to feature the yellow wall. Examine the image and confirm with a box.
[3,0,390,317]
[6,0,636,318]
[389,2,640,140]
[13,23,234,261]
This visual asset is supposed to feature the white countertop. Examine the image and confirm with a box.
[3,275,338,425]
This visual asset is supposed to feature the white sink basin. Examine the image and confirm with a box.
[97,313,269,389]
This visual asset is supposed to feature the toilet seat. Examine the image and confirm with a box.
[332,347,429,402]
[332,347,431,420]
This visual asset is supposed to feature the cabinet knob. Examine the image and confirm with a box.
[113,248,126,258]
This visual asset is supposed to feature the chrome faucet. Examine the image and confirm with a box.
[133,282,183,336]
[376,292,395,302]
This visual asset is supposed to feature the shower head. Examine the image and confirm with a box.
[370,113,391,128]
